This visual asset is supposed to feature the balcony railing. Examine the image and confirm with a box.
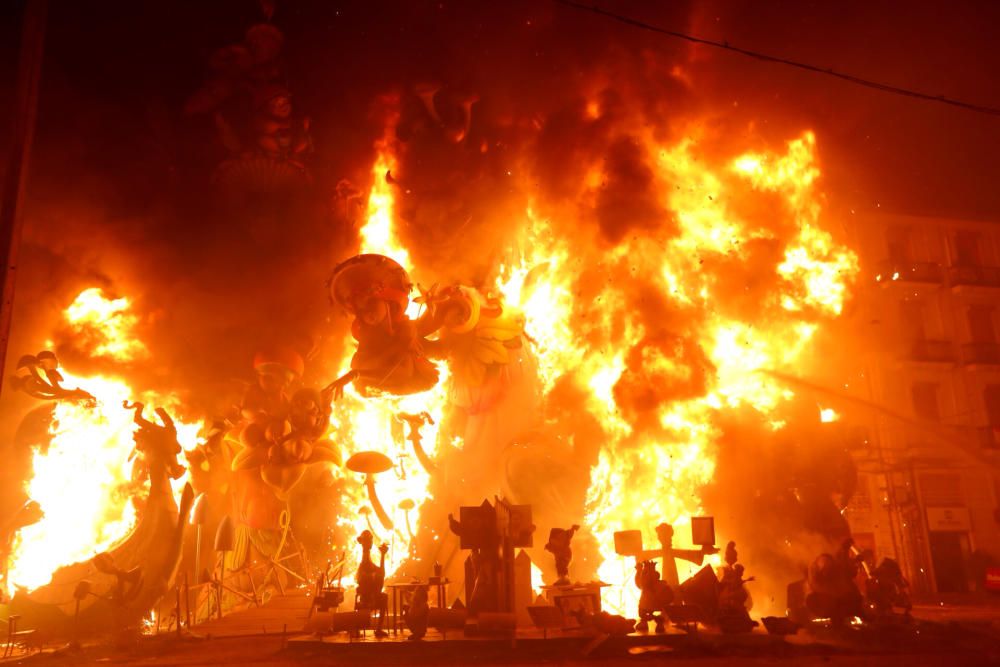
[947,264,1000,289]
[906,339,956,364]
[960,342,1000,366]
[876,260,944,285]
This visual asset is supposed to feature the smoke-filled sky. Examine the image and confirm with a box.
[0,0,998,420]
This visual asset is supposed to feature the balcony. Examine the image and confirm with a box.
[960,342,1000,367]
[973,427,1000,450]
[948,264,1000,291]
[876,260,944,286]
[904,339,956,365]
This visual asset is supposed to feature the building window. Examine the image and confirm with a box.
[849,474,872,511]
[953,230,983,267]
[886,225,912,263]
[920,473,963,506]
[900,300,928,341]
[967,306,996,344]
[983,385,1000,427]
[911,382,940,421]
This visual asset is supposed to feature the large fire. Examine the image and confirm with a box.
[4,118,857,618]
[494,128,858,613]
[329,132,452,581]
[4,288,198,597]
[329,118,857,614]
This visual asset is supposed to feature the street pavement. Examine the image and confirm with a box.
[2,602,999,666]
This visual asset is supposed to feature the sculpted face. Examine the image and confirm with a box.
[358,529,374,550]
[269,95,292,118]
[292,390,320,421]
[358,295,389,326]
[258,368,293,395]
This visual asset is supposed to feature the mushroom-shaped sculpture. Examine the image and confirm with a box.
[12,350,94,403]
[398,499,416,539]
[359,505,378,537]
[346,451,394,530]
[396,412,436,474]
[214,515,235,552]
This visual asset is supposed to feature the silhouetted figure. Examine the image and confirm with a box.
[806,538,864,625]
[544,524,579,586]
[634,560,674,634]
[724,541,738,568]
[718,541,753,612]
[405,585,430,640]
[866,558,912,617]
[355,530,389,637]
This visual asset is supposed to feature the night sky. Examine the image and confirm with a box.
[2,1,997,217]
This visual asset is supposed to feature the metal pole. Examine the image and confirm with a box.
[194,525,202,584]
[218,557,225,620]
[0,0,47,394]
[184,572,191,628]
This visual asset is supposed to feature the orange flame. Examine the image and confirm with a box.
[329,134,450,583]
[4,290,197,597]
[63,287,148,361]
[498,130,857,613]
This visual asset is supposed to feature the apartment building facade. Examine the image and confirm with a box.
[839,212,1000,596]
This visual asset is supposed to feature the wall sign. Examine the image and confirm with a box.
[925,507,971,531]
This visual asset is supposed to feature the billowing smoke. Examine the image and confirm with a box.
[3,0,995,611]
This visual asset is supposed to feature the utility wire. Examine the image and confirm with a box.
[556,0,1000,117]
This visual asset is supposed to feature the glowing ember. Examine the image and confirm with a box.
[820,407,839,423]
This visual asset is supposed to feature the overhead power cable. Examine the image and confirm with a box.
[556,0,1000,117]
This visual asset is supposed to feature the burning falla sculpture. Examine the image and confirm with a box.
[326,253,526,400]
[6,396,193,639]
[232,347,339,501]
[10,351,95,404]
[185,20,313,191]
[326,254,441,398]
